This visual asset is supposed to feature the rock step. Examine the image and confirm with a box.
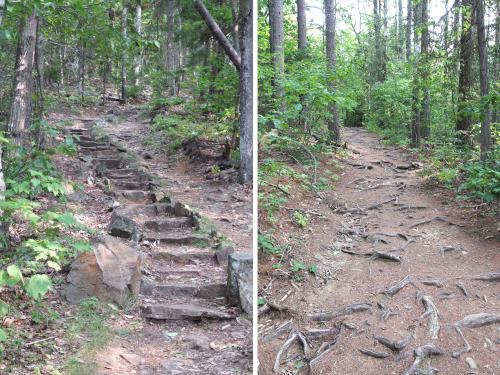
[105,168,144,177]
[111,180,150,191]
[79,145,112,152]
[147,268,201,279]
[68,128,88,134]
[141,303,234,320]
[116,190,156,203]
[115,203,175,220]
[143,217,193,231]
[94,158,127,169]
[143,231,209,246]
[152,247,215,264]
[77,140,108,148]
[152,282,226,299]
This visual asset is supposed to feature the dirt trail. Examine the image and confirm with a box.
[56,106,252,374]
[259,128,499,374]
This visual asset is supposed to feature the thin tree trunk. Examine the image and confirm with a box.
[0,0,5,26]
[165,0,180,96]
[35,18,46,149]
[325,0,340,144]
[420,0,430,140]
[492,2,499,125]
[268,0,284,105]
[382,0,388,77]
[410,0,420,146]
[134,1,143,86]
[238,0,253,183]
[476,0,491,158]
[121,0,128,102]
[194,0,241,70]
[373,0,385,81]
[406,0,412,62]
[398,0,403,59]
[297,0,307,52]
[7,10,38,142]
[59,44,65,92]
[231,0,240,53]
[456,0,473,143]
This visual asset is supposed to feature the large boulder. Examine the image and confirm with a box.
[227,253,253,315]
[63,235,142,307]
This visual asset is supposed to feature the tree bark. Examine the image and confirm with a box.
[492,2,499,125]
[297,0,307,52]
[410,0,420,146]
[165,0,179,95]
[476,0,491,158]
[398,0,403,59]
[420,0,430,140]
[238,0,253,184]
[7,10,38,142]
[0,0,5,26]
[268,0,284,103]
[194,0,241,71]
[325,0,340,144]
[373,0,385,81]
[456,0,473,143]
[121,0,128,103]
[406,0,411,62]
[231,0,240,53]
[134,1,143,86]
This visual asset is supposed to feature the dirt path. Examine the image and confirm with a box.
[258,128,499,374]
[55,106,252,375]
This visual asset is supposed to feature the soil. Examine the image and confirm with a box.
[258,128,499,375]
[7,103,253,375]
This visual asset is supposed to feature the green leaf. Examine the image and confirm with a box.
[25,275,52,300]
[5,265,23,286]
[0,328,7,341]
[0,300,9,318]
[47,261,61,272]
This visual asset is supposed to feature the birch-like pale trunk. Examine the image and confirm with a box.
[134,1,143,86]
[325,0,340,144]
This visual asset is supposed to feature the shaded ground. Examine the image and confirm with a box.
[42,104,252,374]
[258,128,499,374]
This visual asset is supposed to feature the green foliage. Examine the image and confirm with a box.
[459,155,500,202]
[258,233,283,255]
[293,211,308,228]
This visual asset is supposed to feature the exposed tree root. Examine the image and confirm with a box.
[310,302,372,322]
[366,197,397,210]
[455,282,468,296]
[273,330,311,372]
[370,251,401,262]
[472,272,500,281]
[421,280,443,287]
[439,245,455,256]
[359,348,390,358]
[308,325,343,370]
[383,275,414,296]
[451,313,500,358]
[420,296,440,339]
[261,320,293,343]
[402,344,444,375]
[409,216,464,229]
[374,334,411,351]
[258,299,289,316]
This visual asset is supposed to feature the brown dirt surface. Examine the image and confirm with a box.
[258,128,499,375]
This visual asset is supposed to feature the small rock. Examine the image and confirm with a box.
[67,191,89,203]
[184,335,210,351]
[465,357,477,370]
[139,279,154,296]
[160,360,181,375]
[108,211,140,239]
[162,331,178,341]
[142,152,153,160]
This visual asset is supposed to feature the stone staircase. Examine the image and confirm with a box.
[68,126,236,321]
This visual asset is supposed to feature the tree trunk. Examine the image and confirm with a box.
[194,0,241,71]
[238,0,253,184]
[7,10,38,142]
[268,0,284,104]
[492,2,499,125]
[419,0,430,140]
[456,0,473,143]
[325,0,340,144]
[373,0,385,81]
[121,0,128,103]
[476,0,491,158]
[398,0,403,59]
[406,0,411,62]
[134,1,143,86]
[410,0,420,146]
[231,0,240,53]
[0,0,5,26]
[297,0,307,52]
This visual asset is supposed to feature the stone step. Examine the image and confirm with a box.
[116,190,156,203]
[77,140,108,148]
[106,168,145,178]
[94,158,127,169]
[111,180,150,191]
[79,145,112,152]
[141,303,233,320]
[116,203,175,220]
[152,247,215,264]
[143,217,192,231]
[143,231,209,246]
[68,128,88,134]
[152,282,226,299]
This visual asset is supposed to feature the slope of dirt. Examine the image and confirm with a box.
[47,105,252,375]
[258,128,499,375]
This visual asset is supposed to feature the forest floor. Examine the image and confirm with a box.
[258,127,499,375]
[2,102,252,375]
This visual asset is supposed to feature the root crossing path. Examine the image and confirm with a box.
[66,112,251,374]
[259,128,499,375]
